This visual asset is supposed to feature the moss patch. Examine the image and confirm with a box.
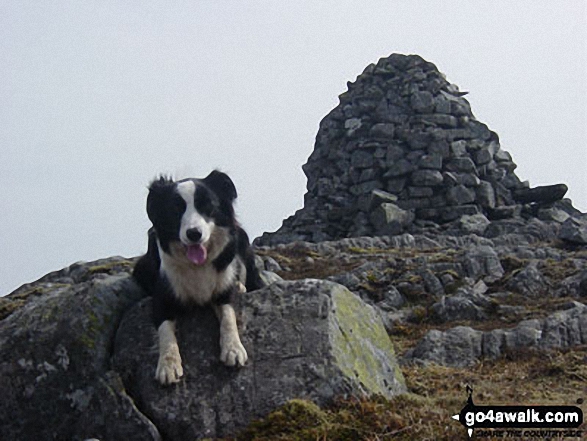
[230,348,587,440]
[87,259,134,276]
[235,397,407,441]
[330,285,405,397]
[0,283,70,321]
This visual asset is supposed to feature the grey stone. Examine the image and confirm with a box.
[474,147,493,165]
[459,173,481,187]
[358,189,398,212]
[410,170,444,186]
[406,131,433,150]
[559,217,587,244]
[374,147,386,159]
[447,185,476,205]
[462,245,504,282]
[442,171,460,186]
[431,291,490,323]
[513,184,568,204]
[397,198,432,210]
[459,213,490,235]
[358,168,378,183]
[370,123,395,138]
[488,205,522,220]
[405,326,483,367]
[411,90,435,113]
[386,178,407,193]
[476,181,496,209]
[316,178,334,196]
[385,144,405,164]
[0,260,153,441]
[417,114,458,128]
[384,159,414,178]
[378,286,406,310]
[262,256,282,272]
[259,270,284,286]
[435,96,452,114]
[408,186,434,198]
[537,208,570,223]
[350,180,382,196]
[446,157,477,173]
[419,269,444,297]
[506,262,548,297]
[418,154,443,170]
[344,118,362,136]
[448,206,481,222]
[370,203,415,235]
[376,100,408,124]
[450,140,467,157]
[114,280,407,439]
[405,303,587,367]
[494,149,512,162]
[351,150,375,169]
[428,140,450,157]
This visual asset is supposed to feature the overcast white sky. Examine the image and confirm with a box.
[1,1,586,296]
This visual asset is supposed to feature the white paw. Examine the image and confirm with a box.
[236,281,247,293]
[155,352,183,385]
[220,337,248,367]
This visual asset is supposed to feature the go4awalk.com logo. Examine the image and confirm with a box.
[452,386,583,438]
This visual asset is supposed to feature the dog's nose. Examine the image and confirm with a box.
[186,228,202,242]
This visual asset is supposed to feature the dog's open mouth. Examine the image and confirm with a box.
[186,244,207,265]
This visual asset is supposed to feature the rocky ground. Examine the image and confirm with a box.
[1,210,586,440]
[245,211,587,440]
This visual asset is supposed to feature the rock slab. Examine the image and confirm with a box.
[113,279,406,440]
[0,264,158,441]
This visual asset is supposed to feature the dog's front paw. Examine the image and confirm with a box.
[156,352,183,385]
[220,337,248,367]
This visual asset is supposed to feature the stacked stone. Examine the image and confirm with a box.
[257,54,537,245]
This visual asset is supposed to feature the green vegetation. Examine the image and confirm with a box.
[227,348,587,440]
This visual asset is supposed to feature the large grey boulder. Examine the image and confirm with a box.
[0,258,158,441]
[113,279,406,440]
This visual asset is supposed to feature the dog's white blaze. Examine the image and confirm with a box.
[176,180,213,245]
[156,320,183,385]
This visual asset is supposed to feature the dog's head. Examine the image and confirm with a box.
[146,170,237,265]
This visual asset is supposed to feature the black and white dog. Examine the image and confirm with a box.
[133,170,263,385]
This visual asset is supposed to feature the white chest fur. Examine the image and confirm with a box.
[159,243,237,305]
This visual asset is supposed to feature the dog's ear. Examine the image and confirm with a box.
[203,170,237,202]
[146,176,175,222]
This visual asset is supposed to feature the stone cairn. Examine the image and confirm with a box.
[256,54,568,245]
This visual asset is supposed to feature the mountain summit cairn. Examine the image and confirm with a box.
[257,54,575,245]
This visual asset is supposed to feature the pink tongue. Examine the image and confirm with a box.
[186,244,207,265]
